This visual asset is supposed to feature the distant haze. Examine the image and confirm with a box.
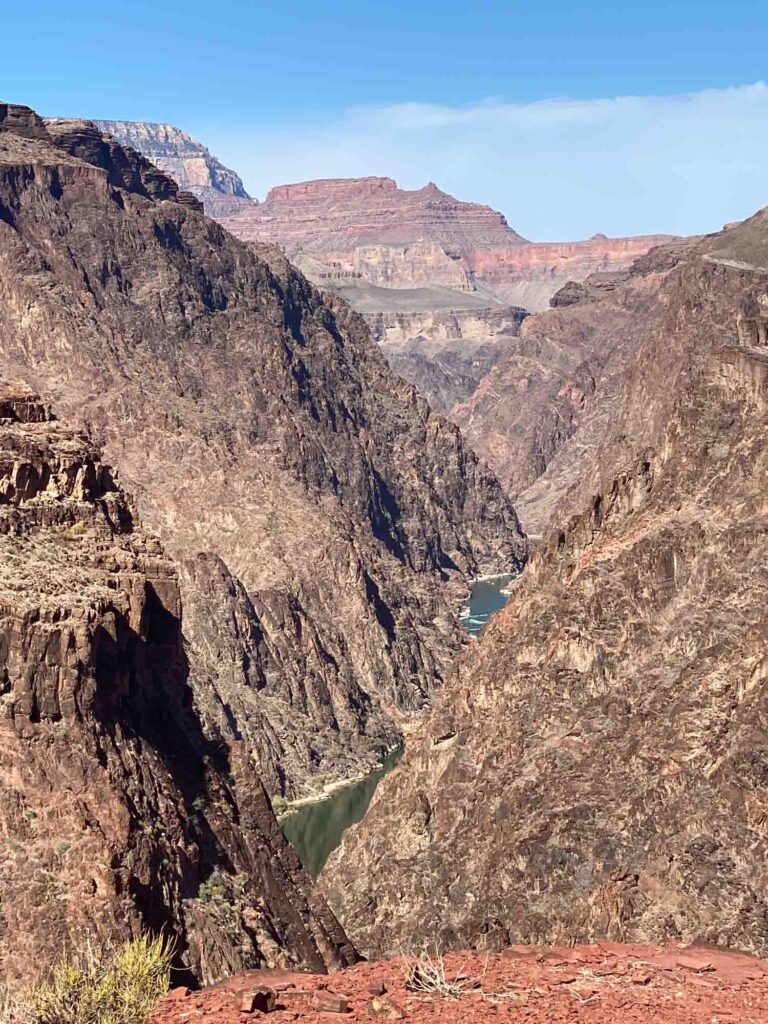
[200,82,768,241]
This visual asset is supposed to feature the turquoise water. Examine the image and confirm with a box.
[280,747,403,877]
[459,574,514,636]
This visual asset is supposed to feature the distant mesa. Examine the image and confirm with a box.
[237,174,527,253]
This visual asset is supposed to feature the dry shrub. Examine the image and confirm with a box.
[399,945,485,999]
[19,935,172,1024]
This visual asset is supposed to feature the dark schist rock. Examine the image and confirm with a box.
[0,102,49,139]
[323,206,768,962]
[0,380,357,988]
[451,232,711,535]
[0,107,526,807]
[44,118,181,201]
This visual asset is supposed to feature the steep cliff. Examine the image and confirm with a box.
[361,303,527,412]
[453,236,705,535]
[324,207,768,960]
[0,379,356,987]
[92,119,251,213]
[292,255,528,410]
[0,105,526,805]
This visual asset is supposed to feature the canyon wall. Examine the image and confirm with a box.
[324,207,768,960]
[0,107,525,814]
[362,303,528,411]
[466,233,675,312]
[223,177,525,253]
[91,128,672,417]
[93,119,252,213]
[0,379,356,987]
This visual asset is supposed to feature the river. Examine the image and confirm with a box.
[458,573,515,636]
[280,747,404,877]
[280,574,515,875]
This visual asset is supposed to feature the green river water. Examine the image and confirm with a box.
[280,574,514,875]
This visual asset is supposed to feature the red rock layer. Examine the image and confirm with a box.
[218,177,527,254]
[152,943,768,1024]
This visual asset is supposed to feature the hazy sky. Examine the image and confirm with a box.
[5,0,768,239]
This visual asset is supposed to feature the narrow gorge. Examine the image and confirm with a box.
[3,78,768,1024]
[0,102,526,985]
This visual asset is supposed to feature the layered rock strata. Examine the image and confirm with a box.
[93,119,251,214]
[223,177,525,253]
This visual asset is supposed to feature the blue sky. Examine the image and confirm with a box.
[5,0,768,238]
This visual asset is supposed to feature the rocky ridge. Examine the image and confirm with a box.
[0,104,526,809]
[0,379,356,987]
[324,207,768,961]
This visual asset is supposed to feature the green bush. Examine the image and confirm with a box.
[270,794,288,814]
[24,934,172,1024]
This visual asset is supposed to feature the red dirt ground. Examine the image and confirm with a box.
[152,942,768,1023]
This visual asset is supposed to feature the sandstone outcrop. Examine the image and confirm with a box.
[0,379,356,987]
[324,207,768,960]
[93,119,251,214]
[0,104,526,810]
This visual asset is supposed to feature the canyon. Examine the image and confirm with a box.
[324,208,768,963]
[0,102,526,984]
[4,98,768,1024]
[98,123,670,420]
[214,177,671,415]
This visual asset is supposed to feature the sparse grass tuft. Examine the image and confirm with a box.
[20,934,172,1024]
[399,945,486,999]
[0,985,30,1024]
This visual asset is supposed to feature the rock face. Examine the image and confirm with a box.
[223,177,525,254]
[0,379,356,987]
[214,179,669,313]
[211,179,670,417]
[290,255,528,410]
[361,303,528,412]
[92,119,251,213]
[0,105,526,812]
[466,233,674,312]
[324,207,768,960]
[452,235,705,535]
